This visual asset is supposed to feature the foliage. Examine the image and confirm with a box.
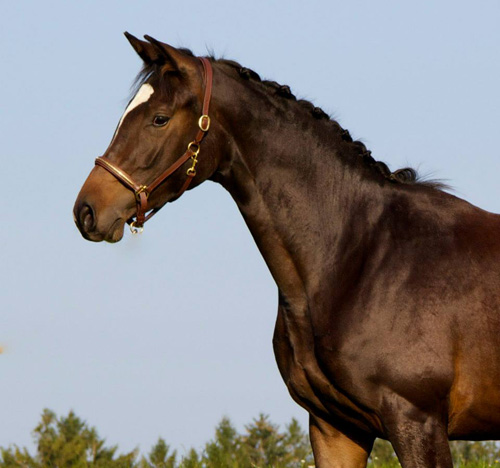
[199,414,313,468]
[0,409,137,467]
[367,438,500,468]
[2,409,500,467]
[0,410,312,468]
[140,438,177,468]
[368,439,400,467]
[450,440,500,467]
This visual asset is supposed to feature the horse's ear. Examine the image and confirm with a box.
[124,32,163,64]
[143,35,197,73]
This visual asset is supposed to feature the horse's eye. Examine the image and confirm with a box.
[153,115,170,127]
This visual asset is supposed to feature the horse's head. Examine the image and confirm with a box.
[74,33,220,242]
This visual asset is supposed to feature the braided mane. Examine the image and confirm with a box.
[218,59,446,189]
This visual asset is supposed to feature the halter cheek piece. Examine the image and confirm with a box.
[95,57,213,234]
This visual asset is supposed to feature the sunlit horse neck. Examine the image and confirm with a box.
[74,34,500,468]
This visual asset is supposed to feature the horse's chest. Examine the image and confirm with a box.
[272,306,376,431]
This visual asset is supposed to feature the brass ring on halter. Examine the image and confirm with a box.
[198,115,210,132]
[129,221,144,235]
[187,141,200,156]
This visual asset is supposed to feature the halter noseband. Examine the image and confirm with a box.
[95,57,213,234]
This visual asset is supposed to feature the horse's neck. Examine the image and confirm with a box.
[215,100,387,305]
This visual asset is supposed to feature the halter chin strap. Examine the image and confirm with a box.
[95,57,213,234]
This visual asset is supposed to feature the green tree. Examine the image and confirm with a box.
[202,417,244,467]
[139,438,177,468]
[0,445,35,468]
[201,414,313,468]
[179,448,201,468]
[0,409,137,468]
[241,415,313,468]
[242,414,286,467]
[281,418,313,467]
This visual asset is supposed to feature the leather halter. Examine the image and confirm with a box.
[95,57,213,233]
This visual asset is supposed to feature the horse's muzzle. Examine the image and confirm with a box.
[73,199,126,243]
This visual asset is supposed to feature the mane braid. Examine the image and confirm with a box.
[215,57,446,190]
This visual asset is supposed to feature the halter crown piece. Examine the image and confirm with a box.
[95,57,213,234]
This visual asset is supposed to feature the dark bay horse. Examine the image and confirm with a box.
[74,34,500,467]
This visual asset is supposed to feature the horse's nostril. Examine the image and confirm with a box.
[79,204,96,232]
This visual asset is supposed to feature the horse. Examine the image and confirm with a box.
[74,33,500,468]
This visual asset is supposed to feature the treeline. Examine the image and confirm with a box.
[1,409,499,467]
[0,410,312,468]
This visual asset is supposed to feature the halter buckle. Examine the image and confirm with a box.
[198,115,210,132]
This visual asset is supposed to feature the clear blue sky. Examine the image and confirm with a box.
[1,0,499,456]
